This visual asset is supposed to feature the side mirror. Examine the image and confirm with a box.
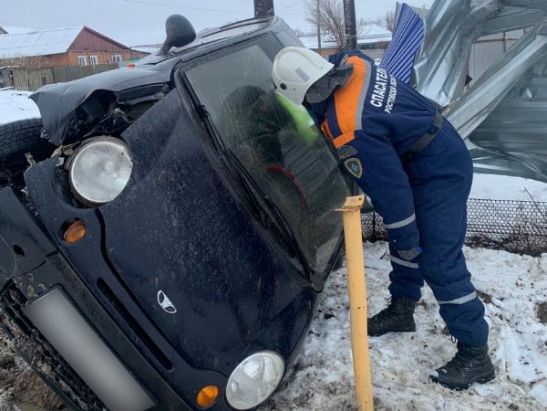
[160,15,196,55]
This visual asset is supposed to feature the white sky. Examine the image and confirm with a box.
[1,0,434,46]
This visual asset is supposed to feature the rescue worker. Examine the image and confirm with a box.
[271,47,495,390]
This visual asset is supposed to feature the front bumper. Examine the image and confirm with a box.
[0,187,224,410]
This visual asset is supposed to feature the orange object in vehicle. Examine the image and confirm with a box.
[63,219,87,244]
[196,385,219,408]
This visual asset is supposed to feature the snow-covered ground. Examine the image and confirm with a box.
[1,89,546,410]
[472,173,547,202]
[0,89,40,125]
[263,242,547,411]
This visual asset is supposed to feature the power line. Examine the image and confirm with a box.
[278,0,303,11]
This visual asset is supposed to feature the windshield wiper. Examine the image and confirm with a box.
[183,89,314,278]
[224,149,314,278]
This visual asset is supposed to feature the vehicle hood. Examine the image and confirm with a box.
[30,63,174,145]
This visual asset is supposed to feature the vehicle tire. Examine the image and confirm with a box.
[0,118,46,161]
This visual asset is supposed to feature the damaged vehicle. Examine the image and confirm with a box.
[0,16,351,410]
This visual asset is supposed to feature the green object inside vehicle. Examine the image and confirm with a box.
[275,93,320,145]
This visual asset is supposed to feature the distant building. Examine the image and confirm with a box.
[298,23,392,60]
[0,25,35,35]
[131,44,162,55]
[0,26,148,67]
[469,30,525,83]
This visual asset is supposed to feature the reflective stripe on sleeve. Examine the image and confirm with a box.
[333,56,370,135]
[437,291,477,305]
[384,213,416,229]
[390,256,419,269]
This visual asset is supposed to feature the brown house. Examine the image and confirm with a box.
[0,26,148,67]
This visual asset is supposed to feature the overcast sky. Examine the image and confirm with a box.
[1,0,434,46]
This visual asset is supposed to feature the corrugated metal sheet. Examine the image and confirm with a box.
[380,3,425,84]
[406,0,547,182]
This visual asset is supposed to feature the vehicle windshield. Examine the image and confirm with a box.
[185,42,350,275]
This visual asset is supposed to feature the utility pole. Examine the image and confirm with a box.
[343,0,357,50]
[316,0,322,54]
[254,0,275,18]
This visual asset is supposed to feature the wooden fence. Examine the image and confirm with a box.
[0,64,118,91]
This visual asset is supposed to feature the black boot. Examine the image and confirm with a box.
[430,341,495,390]
[368,296,417,336]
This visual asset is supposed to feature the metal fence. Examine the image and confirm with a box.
[362,198,547,256]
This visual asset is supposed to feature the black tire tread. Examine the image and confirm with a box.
[0,118,44,160]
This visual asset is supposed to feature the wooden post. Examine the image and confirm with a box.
[337,195,374,410]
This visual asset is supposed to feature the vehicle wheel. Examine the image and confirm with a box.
[0,118,46,160]
[0,118,51,186]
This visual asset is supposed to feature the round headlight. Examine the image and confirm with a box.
[226,351,285,410]
[69,137,133,205]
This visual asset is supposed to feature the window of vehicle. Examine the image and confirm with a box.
[90,55,99,66]
[185,43,350,276]
[78,56,88,66]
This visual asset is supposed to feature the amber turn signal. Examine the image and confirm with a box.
[196,385,219,408]
[63,219,87,244]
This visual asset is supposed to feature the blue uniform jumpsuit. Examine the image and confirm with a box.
[309,50,488,347]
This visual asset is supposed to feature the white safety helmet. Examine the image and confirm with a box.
[272,47,334,105]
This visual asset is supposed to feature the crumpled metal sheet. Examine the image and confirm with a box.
[413,0,547,183]
[380,3,425,84]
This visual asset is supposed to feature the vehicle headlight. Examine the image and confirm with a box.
[226,351,285,410]
[69,137,133,205]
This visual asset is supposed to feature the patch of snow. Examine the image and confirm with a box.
[0,26,36,35]
[0,89,40,125]
[471,173,547,202]
[263,242,547,411]
[0,27,81,59]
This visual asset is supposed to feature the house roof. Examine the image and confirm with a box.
[299,23,392,50]
[0,25,36,34]
[0,26,129,59]
[0,27,82,59]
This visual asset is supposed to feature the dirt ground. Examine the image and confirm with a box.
[0,339,63,411]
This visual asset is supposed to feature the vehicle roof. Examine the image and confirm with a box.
[137,17,289,67]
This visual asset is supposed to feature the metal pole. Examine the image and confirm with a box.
[343,0,357,50]
[337,195,374,411]
[316,0,322,54]
[254,0,275,18]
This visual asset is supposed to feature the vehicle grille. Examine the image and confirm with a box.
[0,282,105,411]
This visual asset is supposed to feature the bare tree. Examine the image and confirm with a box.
[306,0,346,51]
[382,10,396,32]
